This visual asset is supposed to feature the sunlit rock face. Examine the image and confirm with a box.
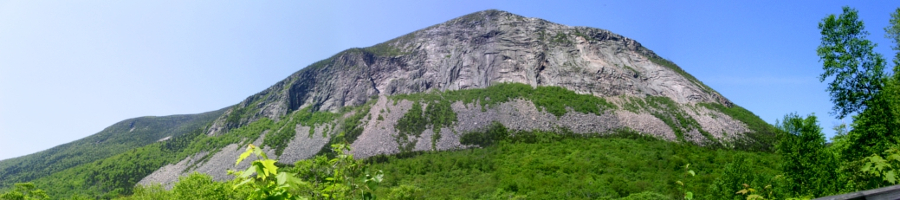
[205,10,729,136]
[139,9,758,187]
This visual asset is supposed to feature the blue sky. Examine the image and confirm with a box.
[1,1,897,160]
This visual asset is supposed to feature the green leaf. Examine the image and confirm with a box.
[236,144,255,166]
[747,194,764,200]
[887,154,900,162]
[685,191,693,200]
[283,172,306,187]
[260,159,279,177]
[863,161,873,172]
[276,172,288,185]
[252,162,267,179]
[874,158,890,171]
[688,170,696,177]
[887,170,898,184]
[676,181,683,186]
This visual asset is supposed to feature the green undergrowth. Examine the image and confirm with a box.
[392,82,617,117]
[262,107,338,156]
[25,102,372,198]
[395,101,428,152]
[395,99,457,152]
[0,109,223,191]
[390,82,617,153]
[28,128,209,198]
[314,101,374,158]
[364,124,782,199]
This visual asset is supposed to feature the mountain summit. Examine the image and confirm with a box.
[206,9,731,134]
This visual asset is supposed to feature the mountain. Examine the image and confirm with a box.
[0,9,777,197]
[0,108,225,189]
[138,9,775,186]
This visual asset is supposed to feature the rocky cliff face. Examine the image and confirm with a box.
[138,10,767,187]
[205,10,729,136]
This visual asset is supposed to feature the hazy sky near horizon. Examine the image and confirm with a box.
[1,1,898,160]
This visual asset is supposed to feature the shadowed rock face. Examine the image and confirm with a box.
[206,9,728,136]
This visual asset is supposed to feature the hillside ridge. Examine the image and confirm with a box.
[1,9,777,197]
[0,108,226,189]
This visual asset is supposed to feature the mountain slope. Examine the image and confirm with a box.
[137,9,776,188]
[2,9,779,198]
[0,108,225,189]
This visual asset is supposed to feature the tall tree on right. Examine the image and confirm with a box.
[817,6,887,119]
[817,6,900,191]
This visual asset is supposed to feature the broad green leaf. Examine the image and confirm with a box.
[685,191,693,200]
[747,194,764,200]
[688,170,696,177]
[887,170,898,184]
[284,172,307,187]
[875,159,890,171]
[276,172,288,185]
[887,154,900,162]
[676,181,683,186]
[252,162,267,179]
[736,189,749,195]
[261,159,279,177]
[236,144,255,166]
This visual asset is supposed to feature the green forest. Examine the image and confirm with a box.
[4,6,900,200]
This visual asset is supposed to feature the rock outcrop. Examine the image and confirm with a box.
[205,9,728,136]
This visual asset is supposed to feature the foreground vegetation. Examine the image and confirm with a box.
[1,129,784,199]
[368,128,781,199]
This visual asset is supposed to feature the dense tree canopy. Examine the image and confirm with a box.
[817,6,887,119]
